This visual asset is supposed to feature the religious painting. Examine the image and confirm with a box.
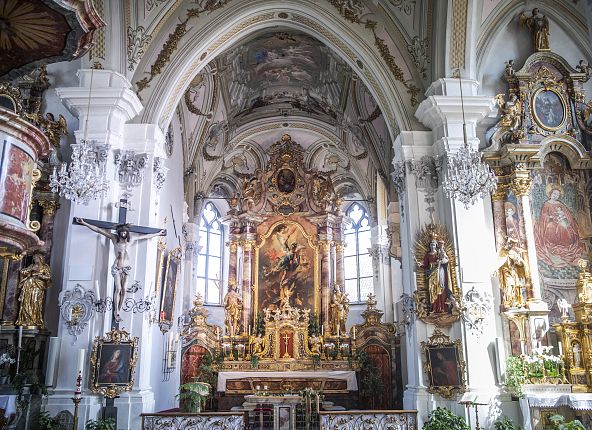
[0,142,35,224]
[154,239,166,307]
[277,168,296,194]
[532,88,566,131]
[413,223,461,327]
[255,221,317,315]
[530,153,591,323]
[90,328,139,398]
[160,248,181,332]
[421,330,466,399]
[504,192,524,245]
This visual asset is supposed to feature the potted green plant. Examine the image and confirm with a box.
[176,381,211,413]
[85,417,116,430]
[549,414,586,430]
[494,416,522,430]
[505,356,527,398]
[422,407,469,430]
[37,411,59,430]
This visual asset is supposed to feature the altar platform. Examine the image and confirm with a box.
[218,370,357,394]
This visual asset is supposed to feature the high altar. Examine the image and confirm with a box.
[179,134,400,409]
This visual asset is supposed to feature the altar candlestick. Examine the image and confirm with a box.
[17,326,22,348]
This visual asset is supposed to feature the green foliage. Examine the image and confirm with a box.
[505,356,527,398]
[549,414,586,430]
[255,314,265,337]
[37,411,59,430]
[494,416,522,430]
[356,351,384,409]
[308,313,320,336]
[422,407,470,430]
[250,354,259,369]
[176,381,211,413]
[195,352,222,389]
[12,370,48,411]
[311,354,320,368]
[85,418,116,430]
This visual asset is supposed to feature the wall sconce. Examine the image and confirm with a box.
[58,284,96,342]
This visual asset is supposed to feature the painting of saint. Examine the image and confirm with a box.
[504,201,522,243]
[277,169,296,194]
[533,89,565,130]
[160,251,180,325]
[427,347,461,387]
[0,144,34,223]
[258,222,315,313]
[97,344,132,385]
[534,184,585,269]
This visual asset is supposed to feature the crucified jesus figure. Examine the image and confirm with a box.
[75,218,166,321]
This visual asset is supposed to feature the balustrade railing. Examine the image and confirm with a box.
[141,412,245,430]
[319,410,418,430]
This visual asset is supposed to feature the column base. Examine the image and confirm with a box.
[43,389,155,430]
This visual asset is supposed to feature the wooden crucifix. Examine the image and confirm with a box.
[74,197,166,323]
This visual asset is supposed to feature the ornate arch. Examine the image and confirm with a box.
[532,136,592,170]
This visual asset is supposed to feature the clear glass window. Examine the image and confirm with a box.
[343,203,374,302]
[198,202,224,304]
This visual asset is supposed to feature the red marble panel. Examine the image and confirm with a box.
[0,143,33,224]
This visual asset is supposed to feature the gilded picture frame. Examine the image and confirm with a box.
[90,328,139,399]
[532,87,567,132]
[154,238,167,306]
[421,329,466,399]
[159,247,181,333]
[253,220,319,321]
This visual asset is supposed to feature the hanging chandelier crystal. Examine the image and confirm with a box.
[49,68,109,205]
[49,139,109,205]
[443,71,497,209]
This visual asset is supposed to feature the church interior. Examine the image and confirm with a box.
[1,0,592,429]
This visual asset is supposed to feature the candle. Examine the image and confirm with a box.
[352,326,356,340]
[248,325,251,336]
[217,327,221,340]
[77,349,85,381]
[558,341,563,356]
[94,280,100,302]
[175,332,180,348]
[17,326,22,348]
[45,337,61,386]
[321,325,324,336]
[74,371,82,397]
[337,325,340,337]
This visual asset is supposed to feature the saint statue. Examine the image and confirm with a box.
[329,284,349,336]
[75,218,166,321]
[251,334,265,356]
[519,8,550,52]
[16,253,51,328]
[223,282,242,336]
[418,237,453,314]
[309,335,322,355]
[573,342,583,368]
[497,238,528,309]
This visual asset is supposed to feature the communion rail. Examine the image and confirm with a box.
[319,410,418,430]
[141,412,246,430]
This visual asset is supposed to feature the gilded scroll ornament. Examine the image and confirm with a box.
[16,253,51,328]
[413,223,461,327]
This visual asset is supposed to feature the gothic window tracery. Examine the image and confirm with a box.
[197,202,224,304]
[344,203,373,302]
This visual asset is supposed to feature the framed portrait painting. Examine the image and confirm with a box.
[532,88,566,131]
[90,328,139,398]
[421,329,466,399]
[159,247,181,333]
[154,238,167,306]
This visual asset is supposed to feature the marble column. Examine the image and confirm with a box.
[490,185,508,251]
[319,239,332,333]
[334,242,345,288]
[241,240,255,334]
[37,200,60,257]
[510,169,544,307]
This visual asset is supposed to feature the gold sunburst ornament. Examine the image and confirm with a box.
[413,222,462,327]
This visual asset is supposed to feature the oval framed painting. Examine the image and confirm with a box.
[532,88,566,131]
[276,168,296,194]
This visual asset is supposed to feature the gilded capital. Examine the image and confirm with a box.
[491,184,508,202]
[38,199,59,217]
[511,177,532,197]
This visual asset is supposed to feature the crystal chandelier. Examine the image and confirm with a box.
[49,68,109,205]
[49,139,109,205]
[443,71,497,208]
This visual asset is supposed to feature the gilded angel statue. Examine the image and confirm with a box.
[491,93,524,143]
[25,112,68,148]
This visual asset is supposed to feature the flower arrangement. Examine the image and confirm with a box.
[505,350,566,397]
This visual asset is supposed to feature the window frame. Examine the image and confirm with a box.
[197,201,224,305]
[343,203,373,303]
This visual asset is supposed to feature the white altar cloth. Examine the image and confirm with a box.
[525,393,592,410]
[217,371,358,392]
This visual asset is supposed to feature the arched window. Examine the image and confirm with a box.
[343,203,373,302]
[197,202,224,304]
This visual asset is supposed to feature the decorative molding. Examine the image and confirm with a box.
[450,0,468,69]
[58,284,96,342]
[399,293,415,332]
[387,0,416,16]
[406,155,440,189]
[391,161,406,194]
[145,0,167,12]
[461,286,493,337]
[127,26,151,72]
[407,36,430,79]
[114,150,149,188]
[153,157,168,190]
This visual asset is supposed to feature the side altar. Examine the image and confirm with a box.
[178,135,401,410]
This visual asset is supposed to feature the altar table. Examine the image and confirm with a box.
[217,370,358,393]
